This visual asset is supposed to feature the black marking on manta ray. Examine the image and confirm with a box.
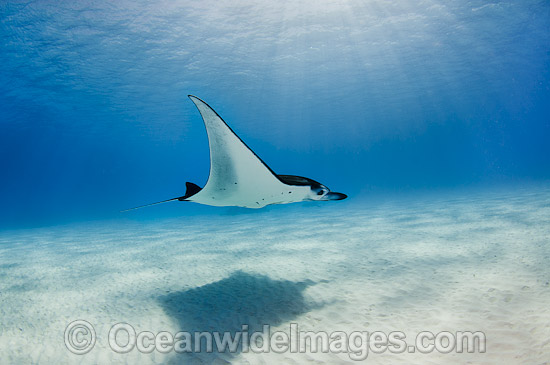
[189,95,289,186]
[276,175,324,188]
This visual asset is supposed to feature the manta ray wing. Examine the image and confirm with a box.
[187,95,302,208]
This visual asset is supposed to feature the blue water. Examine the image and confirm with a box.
[1,0,549,228]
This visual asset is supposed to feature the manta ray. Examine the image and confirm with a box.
[124,95,346,211]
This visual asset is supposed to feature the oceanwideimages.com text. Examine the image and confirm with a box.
[65,320,486,360]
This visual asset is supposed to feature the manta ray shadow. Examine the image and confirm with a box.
[159,271,317,364]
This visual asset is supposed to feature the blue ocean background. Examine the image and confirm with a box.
[2,2,550,364]
[1,0,549,228]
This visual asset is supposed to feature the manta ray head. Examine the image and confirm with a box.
[276,175,347,203]
[307,183,347,202]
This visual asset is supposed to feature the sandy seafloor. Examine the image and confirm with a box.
[0,186,549,364]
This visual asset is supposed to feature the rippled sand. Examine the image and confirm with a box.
[0,186,549,364]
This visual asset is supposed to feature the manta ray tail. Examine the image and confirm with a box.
[120,197,181,212]
[121,182,202,212]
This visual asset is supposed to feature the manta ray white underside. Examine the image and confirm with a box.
[123,95,346,211]
[187,96,311,208]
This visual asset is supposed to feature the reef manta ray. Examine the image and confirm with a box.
[123,95,346,211]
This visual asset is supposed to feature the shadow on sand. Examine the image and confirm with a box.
[159,271,316,364]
